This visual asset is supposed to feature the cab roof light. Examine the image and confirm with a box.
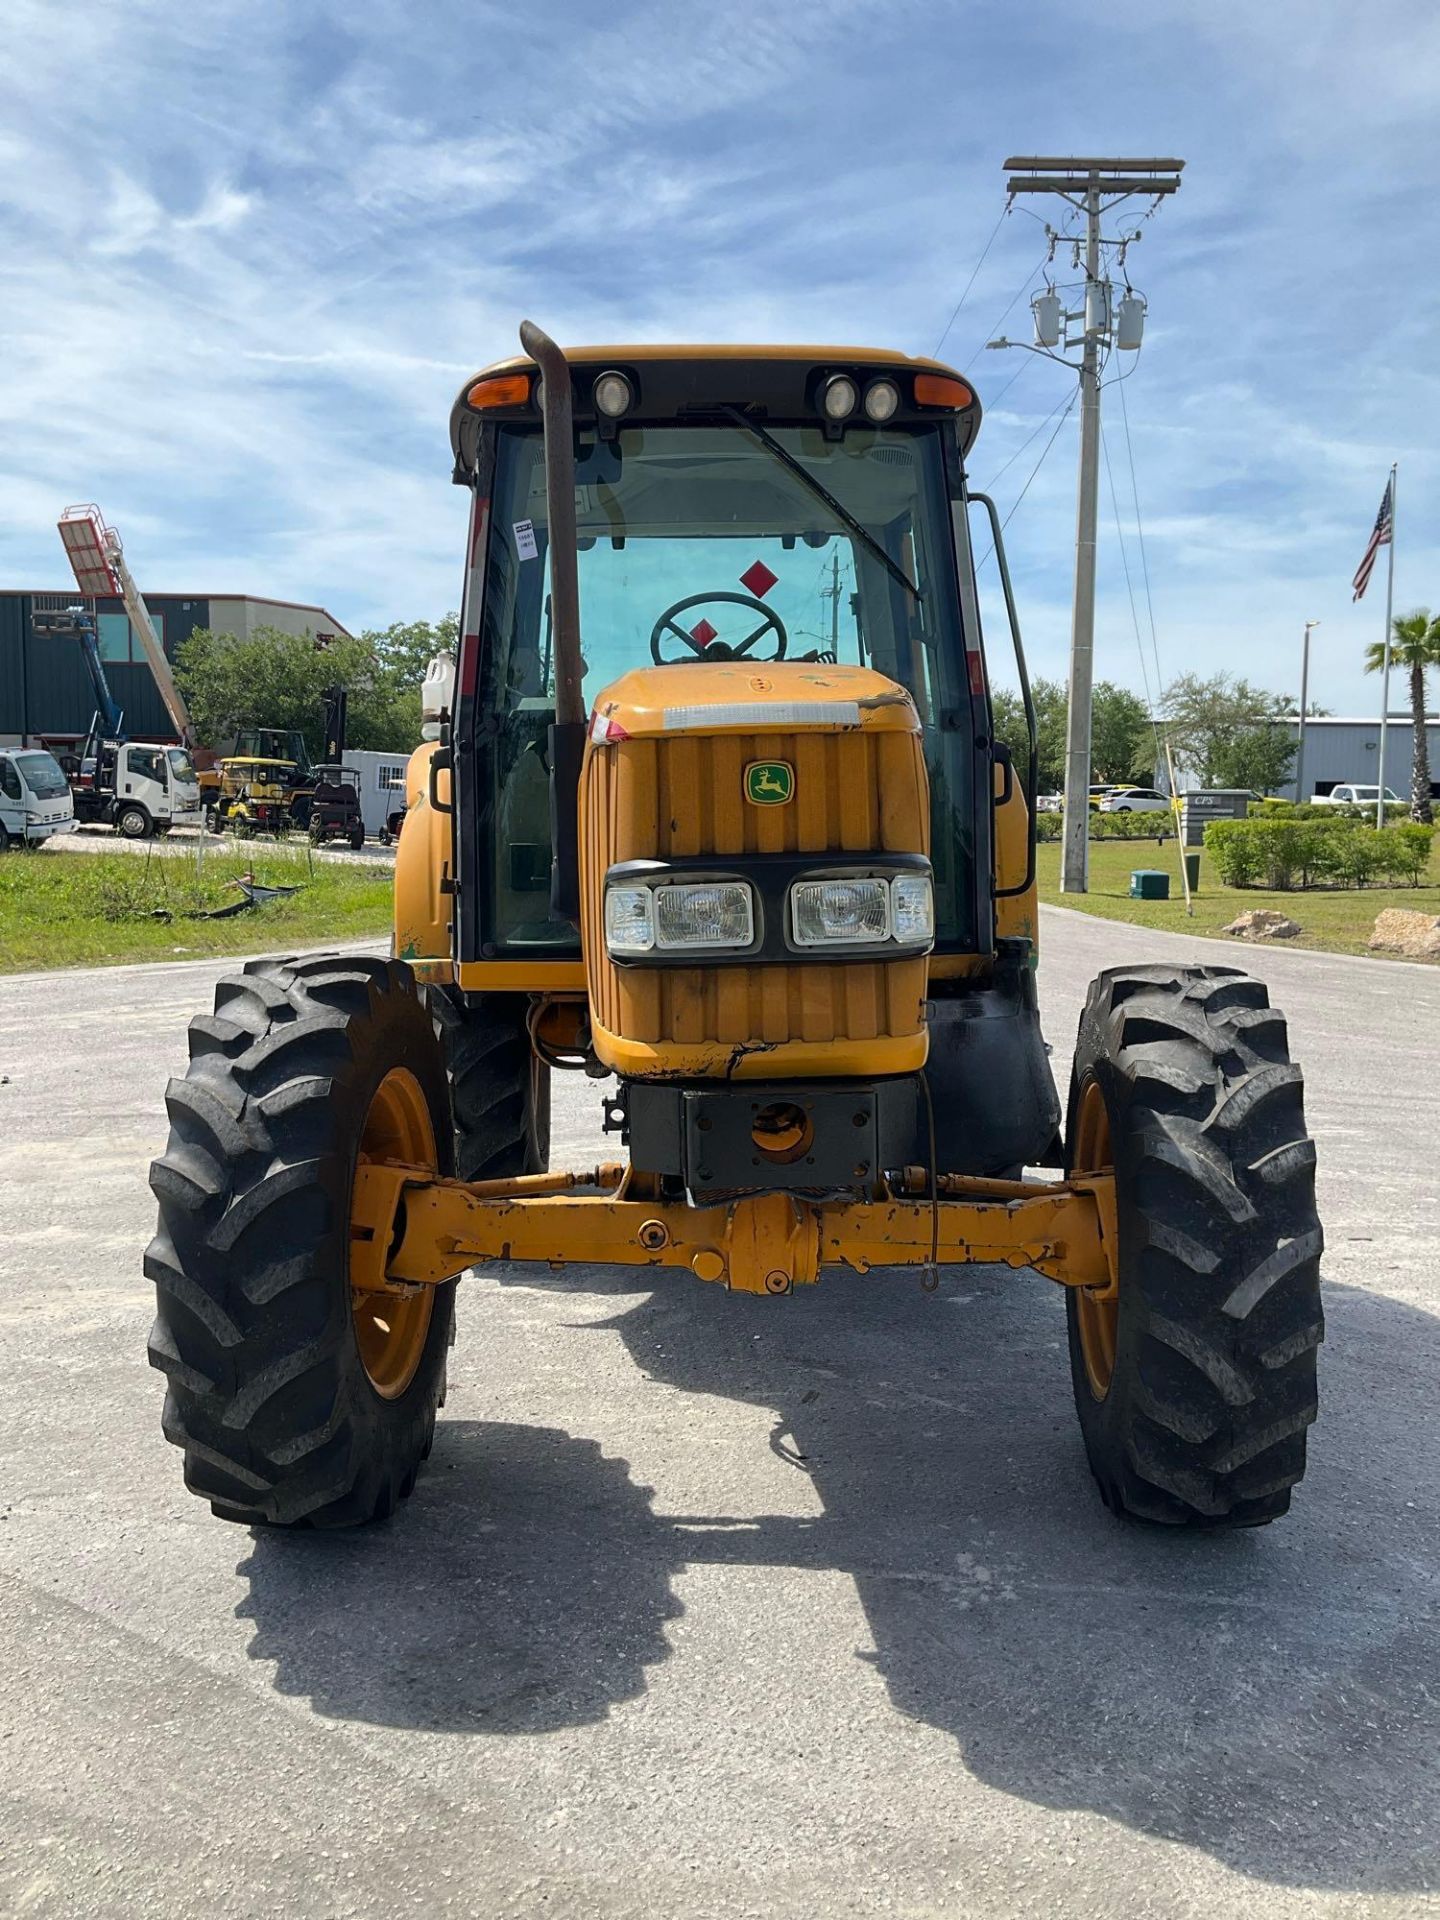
[863,378,900,422]
[593,370,634,418]
[467,371,533,410]
[819,373,858,421]
[913,372,974,410]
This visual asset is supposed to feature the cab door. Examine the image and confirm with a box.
[0,756,23,839]
[120,745,170,817]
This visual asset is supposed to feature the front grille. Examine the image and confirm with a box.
[580,727,930,1063]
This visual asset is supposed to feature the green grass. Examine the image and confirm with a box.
[1036,837,1440,961]
[0,843,394,973]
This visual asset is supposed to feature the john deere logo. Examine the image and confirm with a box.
[745,760,793,806]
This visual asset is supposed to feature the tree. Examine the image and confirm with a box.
[1364,608,1439,824]
[1161,671,1297,790]
[175,625,428,757]
[1091,682,1155,784]
[1210,723,1296,796]
[990,676,1066,793]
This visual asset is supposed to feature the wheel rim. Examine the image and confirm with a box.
[352,1067,437,1398]
[1072,1078,1118,1399]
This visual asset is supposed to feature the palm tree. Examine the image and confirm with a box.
[1364,609,1440,824]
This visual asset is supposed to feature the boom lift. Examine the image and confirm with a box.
[147,327,1323,1533]
[34,523,202,840]
[58,505,196,748]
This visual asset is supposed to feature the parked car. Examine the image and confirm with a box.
[1100,787,1173,814]
[1035,793,1062,814]
[0,747,76,849]
[1089,783,1135,810]
[1312,784,1400,807]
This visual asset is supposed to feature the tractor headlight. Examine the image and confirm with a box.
[654,881,755,951]
[889,871,934,944]
[605,878,757,956]
[605,885,656,954]
[791,876,892,947]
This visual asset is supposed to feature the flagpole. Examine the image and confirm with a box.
[1376,462,1398,828]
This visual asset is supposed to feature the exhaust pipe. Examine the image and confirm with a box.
[519,320,586,923]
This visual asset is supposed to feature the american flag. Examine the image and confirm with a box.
[1352,477,1393,601]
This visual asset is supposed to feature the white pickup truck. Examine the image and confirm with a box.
[0,748,77,849]
[1312,784,1399,808]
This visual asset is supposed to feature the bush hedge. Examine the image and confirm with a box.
[1253,798,1409,822]
[1205,817,1434,890]
[1035,809,1174,843]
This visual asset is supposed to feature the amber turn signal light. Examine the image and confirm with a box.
[467,371,533,409]
[913,373,974,409]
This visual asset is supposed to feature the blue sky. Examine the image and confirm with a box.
[2,0,1437,716]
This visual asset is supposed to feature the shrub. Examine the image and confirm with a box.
[1256,799,1408,823]
[1205,817,1435,890]
[1206,820,1262,888]
[1381,823,1435,886]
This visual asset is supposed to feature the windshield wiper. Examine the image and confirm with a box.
[720,405,921,604]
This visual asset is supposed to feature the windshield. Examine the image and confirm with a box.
[475,421,977,953]
[168,749,196,782]
[15,752,70,799]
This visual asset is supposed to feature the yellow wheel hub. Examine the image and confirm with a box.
[1072,1078,1118,1399]
[351,1068,437,1398]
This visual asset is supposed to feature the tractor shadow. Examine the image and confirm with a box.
[239,1264,1440,1893]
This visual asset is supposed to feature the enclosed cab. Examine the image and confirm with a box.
[408,341,1056,1180]
[0,748,76,849]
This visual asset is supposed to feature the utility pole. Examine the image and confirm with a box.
[1295,620,1320,802]
[997,157,1185,891]
[820,550,843,656]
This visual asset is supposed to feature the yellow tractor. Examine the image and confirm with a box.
[146,326,1322,1530]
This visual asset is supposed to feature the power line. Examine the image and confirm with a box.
[975,386,1078,571]
[976,355,1029,416]
[1116,368,1165,704]
[979,384,1075,494]
[962,249,1053,371]
[933,208,1008,357]
[1100,416,1169,787]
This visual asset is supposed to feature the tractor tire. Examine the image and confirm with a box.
[349,826,365,851]
[145,954,456,1527]
[1064,963,1322,1529]
[117,803,151,839]
[429,987,550,1180]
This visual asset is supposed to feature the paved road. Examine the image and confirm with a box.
[2,910,1437,1918]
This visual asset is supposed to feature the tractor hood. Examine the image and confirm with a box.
[587,662,921,742]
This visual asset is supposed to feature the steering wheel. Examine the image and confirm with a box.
[649,591,789,665]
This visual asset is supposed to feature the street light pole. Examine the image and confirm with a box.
[1295,620,1319,803]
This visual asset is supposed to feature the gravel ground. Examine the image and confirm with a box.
[1,909,1437,1918]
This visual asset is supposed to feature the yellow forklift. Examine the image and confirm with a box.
[147,327,1322,1531]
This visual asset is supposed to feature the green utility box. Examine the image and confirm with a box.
[1183,851,1201,893]
[1129,869,1171,901]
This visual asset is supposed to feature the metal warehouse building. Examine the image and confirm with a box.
[1279,714,1440,801]
[0,592,353,748]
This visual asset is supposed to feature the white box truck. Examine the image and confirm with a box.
[0,748,77,849]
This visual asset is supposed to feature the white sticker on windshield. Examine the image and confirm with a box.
[513,518,538,562]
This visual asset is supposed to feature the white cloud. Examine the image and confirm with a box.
[0,0,1436,724]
